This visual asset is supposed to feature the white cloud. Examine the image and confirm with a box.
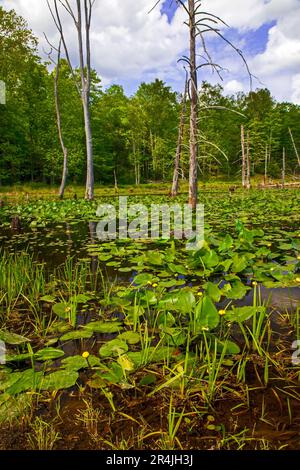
[206,0,297,31]
[291,74,300,105]
[0,0,188,86]
[1,0,300,102]
[224,79,244,94]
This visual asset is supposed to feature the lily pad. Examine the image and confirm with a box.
[194,296,219,331]
[41,370,78,391]
[99,339,128,358]
[60,330,93,341]
[35,348,65,361]
[0,331,30,345]
[117,331,140,345]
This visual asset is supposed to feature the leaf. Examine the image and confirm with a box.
[145,251,165,266]
[117,354,135,371]
[225,306,265,323]
[6,353,33,362]
[226,280,249,300]
[168,263,188,275]
[126,351,144,368]
[158,289,195,314]
[149,346,175,362]
[117,331,140,345]
[99,339,128,358]
[101,362,123,384]
[139,374,157,386]
[231,255,248,273]
[84,321,122,334]
[41,370,78,391]
[195,296,219,331]
[132,273,153,286]
[202,250,219,268]
[0,330,30,345]
[118,267,132,273]
[157,312,176,327]
[125,305,145,319]
[219,234,233,252]
[160,327,186,346]
[61,355,101,371]
[7,370,43,395]
[205,282,222,302]
[138,290,158,305]
[0,371,24,392]
[35,348,65,361]
[220,259,232,272]
[70,294,93,303]
[52,302,71,319]
[216,339,240,355]
[40,295,56,303]
[60,330,93,341]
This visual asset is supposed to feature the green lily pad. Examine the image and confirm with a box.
[99,339,128,358]
[61,355,101,371]
[132,273,154,286]
[0,331,30,345]
[60,330,93,341]
[41,370,78,391]
[84,321,122,334]
[159,289,195,314]
[194,296,219,331]
[52,302,71,319]
[35,348,65,361]
[117,331,140,345]
[225,306,265,323]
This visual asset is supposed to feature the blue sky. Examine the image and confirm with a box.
[1,0,300,103]
[161,0,178,21]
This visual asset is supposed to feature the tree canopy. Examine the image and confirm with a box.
[0,6,299,187]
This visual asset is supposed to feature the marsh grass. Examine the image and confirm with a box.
[27,417,61,450]
[0,251,45,319]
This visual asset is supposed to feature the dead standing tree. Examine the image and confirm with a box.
[152,0,253,208]
[45,38,68,198]
[187,0,198,208]
[246,130,251,189]
[171,74,188,197]
[241,125,246,188]
[47,0,95,200]
[282,147,286,189]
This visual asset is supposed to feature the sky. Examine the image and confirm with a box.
[1,0,300,103]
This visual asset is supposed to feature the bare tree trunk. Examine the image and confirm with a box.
[282,147,286,189]
[80,0,94,200]
[241,125,246,189]
[133,138,138,185]
[264,144,268,187]
[171,78,188,197]
[288,127,300,167]
[47,0,94,200]
[246,130,251,189]
[83,96,94,200]
[269,129,272,165]
[54,42,68,199]
[114,169,118,193]
[188,0,198,209]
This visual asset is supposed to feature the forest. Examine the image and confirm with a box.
[1,0,300,458]
[1,6,300,189]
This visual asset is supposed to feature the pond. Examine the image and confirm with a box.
[0,192,300,450]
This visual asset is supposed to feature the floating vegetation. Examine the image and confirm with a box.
[0,189,299,450]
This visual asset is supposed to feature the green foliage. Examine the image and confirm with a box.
[1,4,299,187]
